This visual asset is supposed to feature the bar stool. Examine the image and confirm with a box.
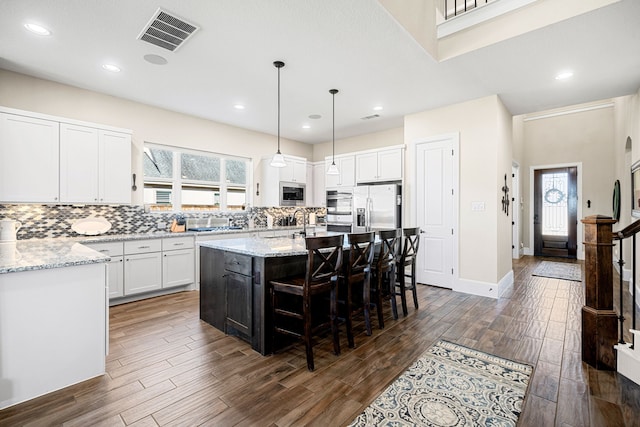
[394,227,421,316]
[340,231,376,348]
[371,229,400,328]
[270,234,344,371]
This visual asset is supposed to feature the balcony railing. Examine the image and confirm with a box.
[444,0,493,20]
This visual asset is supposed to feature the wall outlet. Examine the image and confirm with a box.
[157,221,167,230]
[471,201,485,212]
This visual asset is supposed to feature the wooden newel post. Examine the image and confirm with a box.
[581,214,618,370]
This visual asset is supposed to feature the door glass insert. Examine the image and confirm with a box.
[542,172,568,236]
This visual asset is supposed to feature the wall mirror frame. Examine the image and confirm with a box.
[631,159,640,218]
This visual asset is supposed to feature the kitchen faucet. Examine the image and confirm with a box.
[292,208,307,237]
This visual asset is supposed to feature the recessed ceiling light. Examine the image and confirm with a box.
[373,106,383,111]
[24,23,51,36]
[102,64,121,73]
[309,114,322,120]
[143,54,168,65]
[555,71,573,80]
[302,124,310,129]
[233,104,245,110]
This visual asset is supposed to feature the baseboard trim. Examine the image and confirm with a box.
[454,277,503,299]
[498,270,514,297]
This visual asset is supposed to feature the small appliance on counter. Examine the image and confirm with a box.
[0,219,22,242]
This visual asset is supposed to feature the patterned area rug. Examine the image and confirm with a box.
[348,340,532,427]
[532,261,582,281]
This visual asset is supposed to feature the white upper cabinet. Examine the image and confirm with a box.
[0,107,132,205]
[60,124,100,203]
[99,130,132,204]
[312,163,326,207]
[355,147,403,183]
[325,155,355,188]
[60,124,131,204]
[280,156,306,183]
[0,113,60,203]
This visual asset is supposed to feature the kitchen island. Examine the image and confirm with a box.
[199,232,342,355]
[0,239,109,410]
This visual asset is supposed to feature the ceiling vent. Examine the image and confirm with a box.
[137,9,199,52]
[360,114,380,120]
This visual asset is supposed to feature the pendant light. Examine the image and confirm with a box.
[270,60,287,168]
[326,89,340,175]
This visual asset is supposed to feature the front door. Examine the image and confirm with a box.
[415,136,458,288]
[534,167,578,258]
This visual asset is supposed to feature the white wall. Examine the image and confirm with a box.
[0,70,313,206]
[404,94,512,288]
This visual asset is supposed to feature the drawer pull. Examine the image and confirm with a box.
[173,243,185,246]
[138,245,150,249]
[99,249,109,253]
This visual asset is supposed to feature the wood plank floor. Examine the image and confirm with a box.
[1,256,639,426]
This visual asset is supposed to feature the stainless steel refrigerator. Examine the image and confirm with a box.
[353,184,402,232]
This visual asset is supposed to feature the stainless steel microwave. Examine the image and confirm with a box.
[280,181,306,206]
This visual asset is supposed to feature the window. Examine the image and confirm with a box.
[143,144,250,212]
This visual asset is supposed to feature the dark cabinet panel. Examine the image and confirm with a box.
[226,271,252,337]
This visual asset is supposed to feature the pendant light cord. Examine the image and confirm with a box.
[277,64,281,154]
[330,89,338,166]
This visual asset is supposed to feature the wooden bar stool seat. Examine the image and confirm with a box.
[394,227,421,316]
[270,234,344,371]
[339,231,376,348]
[370,229,400,328]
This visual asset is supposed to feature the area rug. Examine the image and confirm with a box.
[348,340,532,427]
[532,261,582,282]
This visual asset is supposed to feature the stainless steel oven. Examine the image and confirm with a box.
[280,181,306,206]
[326,188,353,232]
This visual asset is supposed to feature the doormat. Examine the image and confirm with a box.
[348,340,532,427]
[532,261,582,282]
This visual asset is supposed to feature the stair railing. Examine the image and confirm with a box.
[613,219,640,349]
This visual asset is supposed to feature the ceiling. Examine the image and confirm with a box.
[1,0,639,144]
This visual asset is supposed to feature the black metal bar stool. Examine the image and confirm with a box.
[394,227,421,316]
[270,234,344,371]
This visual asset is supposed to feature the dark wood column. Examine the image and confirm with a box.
[581,215,618,370]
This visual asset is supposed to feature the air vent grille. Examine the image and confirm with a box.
[360,114,380,120]
[138,9,199,52]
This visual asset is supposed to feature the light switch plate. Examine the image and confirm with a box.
[471,201,485,212]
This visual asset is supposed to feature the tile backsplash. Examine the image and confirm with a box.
[0,204,326,240]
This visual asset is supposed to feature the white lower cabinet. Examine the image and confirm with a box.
[84,241,124,298]
[162,236,195,288]
[124,252,163,295]
[123,239,162,295]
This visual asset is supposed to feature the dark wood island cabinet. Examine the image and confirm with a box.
[199,236,314,355]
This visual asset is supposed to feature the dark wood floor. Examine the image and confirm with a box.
[1,256,639,426]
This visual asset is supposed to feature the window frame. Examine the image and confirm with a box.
[143,142,252,213]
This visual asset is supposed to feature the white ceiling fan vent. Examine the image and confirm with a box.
[137,9,199,52]
[360,114,380,120]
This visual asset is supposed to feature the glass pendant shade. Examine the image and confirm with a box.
[271,60,286,168]
[270,151,286,168]
[327,89,340,175]
[326,161,339,175]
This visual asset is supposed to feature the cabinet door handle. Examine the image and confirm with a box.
[119,259,123,262]
[99,249,109,253]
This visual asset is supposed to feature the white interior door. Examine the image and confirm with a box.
[416,136,458,288]
[512,163,520,259]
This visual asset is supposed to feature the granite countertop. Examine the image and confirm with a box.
[0,225,317,274]
[199,231,349,258]
[0,239,110,274]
